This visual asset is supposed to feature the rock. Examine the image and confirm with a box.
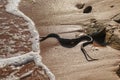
[113,14,120,23]
[75,3,85,9]
[0,5,3,8]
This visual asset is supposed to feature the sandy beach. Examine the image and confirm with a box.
[0,0,120,80]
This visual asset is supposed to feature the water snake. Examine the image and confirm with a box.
[40,28,106,61]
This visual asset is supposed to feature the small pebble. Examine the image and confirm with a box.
[75,3,85,9]
[0,5,3,8]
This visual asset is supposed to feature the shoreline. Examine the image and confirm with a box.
[0,0,55,80]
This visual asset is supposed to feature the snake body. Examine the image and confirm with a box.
[40,34,95,61]
[40,28,106,61]
[40,33,92,48]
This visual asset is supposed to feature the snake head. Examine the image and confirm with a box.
[89,28,106,46]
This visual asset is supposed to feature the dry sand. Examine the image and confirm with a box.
[4,0,120,80]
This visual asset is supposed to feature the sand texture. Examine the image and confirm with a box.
[0,0,120,80]
[20,0,120,80]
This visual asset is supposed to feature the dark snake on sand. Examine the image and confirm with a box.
[40,28,106,61]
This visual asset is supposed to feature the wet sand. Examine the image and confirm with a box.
[19,0,120,80]
[0,0,50,80]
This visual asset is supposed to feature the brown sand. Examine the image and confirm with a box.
[20,0,120,80]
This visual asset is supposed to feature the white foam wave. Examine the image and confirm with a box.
[4,0,55,80]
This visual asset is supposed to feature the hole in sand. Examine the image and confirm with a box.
[110,5,114,8]
[83,6,92,13]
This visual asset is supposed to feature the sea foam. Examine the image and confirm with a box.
[4,0,55,80]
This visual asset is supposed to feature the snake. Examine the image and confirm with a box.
[40,28,106,61]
